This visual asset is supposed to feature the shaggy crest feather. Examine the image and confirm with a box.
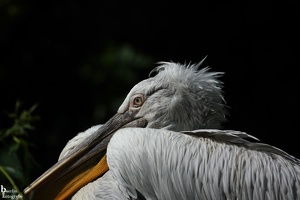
[150,59,227,130]
[152,62,224,98]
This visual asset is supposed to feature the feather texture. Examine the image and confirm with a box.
[108,128,300,200]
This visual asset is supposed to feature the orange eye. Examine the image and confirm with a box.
[131,94,144,108]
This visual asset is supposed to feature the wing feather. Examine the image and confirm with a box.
[108,127,300,200]
[182,129,300,165]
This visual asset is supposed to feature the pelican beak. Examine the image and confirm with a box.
[23,109,147,200]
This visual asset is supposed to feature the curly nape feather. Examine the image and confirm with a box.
[147,58,227,130]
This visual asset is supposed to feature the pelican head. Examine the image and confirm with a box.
[119,60,226,131]
[24,58,227,199]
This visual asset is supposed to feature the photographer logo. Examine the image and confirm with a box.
[1,185,22,199]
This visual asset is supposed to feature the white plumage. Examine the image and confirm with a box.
[62,127,300,200]
[24,59,300,200]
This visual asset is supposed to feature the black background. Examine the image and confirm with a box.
[1,1,299,181]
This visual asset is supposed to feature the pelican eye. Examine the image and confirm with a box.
[130,94,144,108]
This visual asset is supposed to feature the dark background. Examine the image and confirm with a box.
[1,1,299,183]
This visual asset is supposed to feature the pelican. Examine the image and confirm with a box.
[23,58,300,200]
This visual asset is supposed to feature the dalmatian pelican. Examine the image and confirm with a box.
[23,58,300,200]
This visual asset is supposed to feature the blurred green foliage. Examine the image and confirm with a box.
[0,101,39,193]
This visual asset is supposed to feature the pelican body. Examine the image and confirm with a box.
[23,59,300,200]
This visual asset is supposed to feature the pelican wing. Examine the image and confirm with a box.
[107,128,300,200]
[183,129,300,165]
